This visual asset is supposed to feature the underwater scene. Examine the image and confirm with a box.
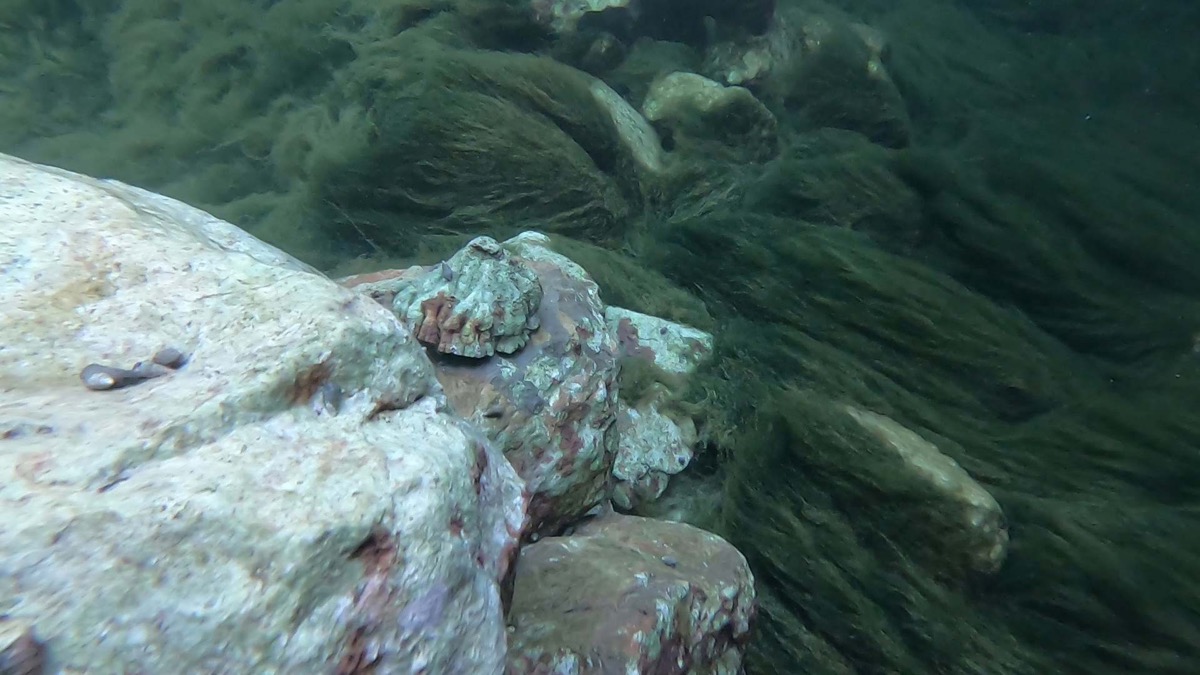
[2,0,1200,673]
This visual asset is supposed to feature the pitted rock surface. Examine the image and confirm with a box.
[607,306,713,376]
[505,513,756,675]
[393,235,543,358]
[0,153,527,674]
[344,232,620,537]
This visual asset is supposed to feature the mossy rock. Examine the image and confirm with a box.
[306,42,640,251]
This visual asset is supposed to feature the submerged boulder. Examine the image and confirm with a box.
[705,7,910,147]
[844,406,1009,576]
[0,154,527,673]
[311,44,638,249]
[643,71,779,163]
[505,513,756,674]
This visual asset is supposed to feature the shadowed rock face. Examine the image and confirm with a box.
[0,153,527,674]
[505,512,756,675]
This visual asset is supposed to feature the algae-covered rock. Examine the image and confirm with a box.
[311,43,638,249]
[643,71,778,162]
[393,236,544,358]
[704,7,910,148]
[607,307,713,510]
[843,405,1009,575]
[530,0,775,43]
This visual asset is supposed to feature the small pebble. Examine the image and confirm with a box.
[661,555,678,568]
[130,361,171,379]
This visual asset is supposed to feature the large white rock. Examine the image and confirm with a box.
[0,154,527,673]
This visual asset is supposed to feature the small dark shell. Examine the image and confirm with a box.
[0,629,45,675]
[129,362,170,379]
[152,347,188,369]
[80,364,120,391]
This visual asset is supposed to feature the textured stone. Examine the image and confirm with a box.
[506,513,756,675]
[392,236,543,358]
[844,405,1009,575]
[0,153,526,673]
[344,232,620,537]
[607,307,713,376]
[612,403,697,511]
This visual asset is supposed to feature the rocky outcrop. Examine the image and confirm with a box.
[705,7,911,147]
[505,513,756,674]
[0,154,527,673]
[530,0,776,43]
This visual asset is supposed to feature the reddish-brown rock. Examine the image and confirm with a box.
[505,513,756,674]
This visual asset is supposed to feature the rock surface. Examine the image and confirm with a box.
[844,405,1009,575]
[0,153,527,673]
[607,307,713,510]
[344,232,621,537]
[505,513,756,674]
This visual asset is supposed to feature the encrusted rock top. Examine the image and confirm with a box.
[341,232,622,537]
[393,236,543,358]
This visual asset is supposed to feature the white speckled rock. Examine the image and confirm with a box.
[0,153,527,674]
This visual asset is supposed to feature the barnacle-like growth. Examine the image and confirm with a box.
[393,236,543,358]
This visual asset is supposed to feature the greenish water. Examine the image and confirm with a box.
[4,0,1199,673]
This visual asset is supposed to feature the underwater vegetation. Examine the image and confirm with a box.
[3,0,1200,673]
